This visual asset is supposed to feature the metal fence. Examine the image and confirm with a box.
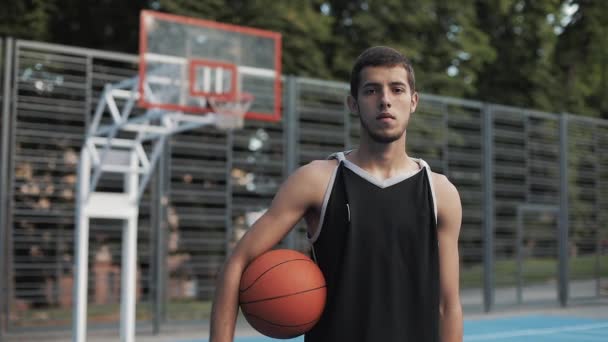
[0,38,607,335]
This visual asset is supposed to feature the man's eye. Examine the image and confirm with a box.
[394,88,406,94]
[364,88,376,95]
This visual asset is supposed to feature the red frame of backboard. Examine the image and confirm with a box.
[138,10,282,122]
[189,59,238,100]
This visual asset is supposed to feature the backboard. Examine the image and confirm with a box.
[138,10,282,122]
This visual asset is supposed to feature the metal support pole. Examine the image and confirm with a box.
[120,214,138,342]
[344,90,352,150]
[482,105,495,312]
[516,207,523,305]
[441,103,449,174]
[73,149,91,342]
[225,130,235,256]
[152,140,168,334]
[558,113,570,307]
[160,141,170,324]
[0,37,14,341]
[283,76,299,249]
[5,41,18,338]
[120,152,139,342]
[594,128,601,297]
[150,168,160,335]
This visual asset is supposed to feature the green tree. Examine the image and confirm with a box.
[155,0,228,19]
[474,0,565,111]
[48,0,149,52]
[0,0,56,40]
[554,0,608,118]
[324,0,429,83]
[414,0,496,97]
[324,0,494,97]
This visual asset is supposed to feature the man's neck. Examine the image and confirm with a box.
[347,136,419,180]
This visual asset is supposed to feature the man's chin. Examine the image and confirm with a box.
[359,119,405,143]
[368,131,403,144]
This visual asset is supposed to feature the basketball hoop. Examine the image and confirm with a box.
[208,92,254,130]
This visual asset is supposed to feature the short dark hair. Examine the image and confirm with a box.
[349,46,416,98]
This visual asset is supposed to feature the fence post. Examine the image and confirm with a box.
[594,127,601,297]
[283,76,299,249]
[0,37,14,340]
[441,103,449,174]
[344,96,352,150]
[482,104,495,312]
[225,130,235,255]
[151,140,169,334]
[558,113,570,307]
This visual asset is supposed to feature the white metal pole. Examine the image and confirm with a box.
[120,151,139,342]
[120,215,138,342]
[73,149,91,342]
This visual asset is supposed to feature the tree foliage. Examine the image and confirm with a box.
[0,0,56,40]
[474,0,576,115]
[554,0,608,117]
[0,0,605,118]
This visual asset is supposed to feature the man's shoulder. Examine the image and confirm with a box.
[296,159,339,180]
[283,159,339,206]
[428,171,461,217]
[429,171,455,192]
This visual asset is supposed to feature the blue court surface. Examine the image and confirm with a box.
[186,315,608,342]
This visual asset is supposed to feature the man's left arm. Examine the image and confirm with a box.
[434,173,463,342]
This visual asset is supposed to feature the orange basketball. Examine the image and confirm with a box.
[239,249,326,339]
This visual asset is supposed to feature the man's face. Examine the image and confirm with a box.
[348,65,418,143]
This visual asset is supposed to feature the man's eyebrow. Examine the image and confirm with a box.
[361,81,408,87]
[361,81,381,88]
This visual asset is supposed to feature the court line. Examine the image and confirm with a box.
[559,330,608,341]
[465,322,608,341]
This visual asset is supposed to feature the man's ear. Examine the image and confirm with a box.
[346,95,358,115]
[410,91,419,113]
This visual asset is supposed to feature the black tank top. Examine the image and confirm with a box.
[306,152,439,342]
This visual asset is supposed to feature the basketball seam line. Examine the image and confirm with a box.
[239,285,326,304]
[242,311,320,328]
[239,258,316,293]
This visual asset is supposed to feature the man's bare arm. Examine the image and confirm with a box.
[209,161,334,342]
[434,174,463,342]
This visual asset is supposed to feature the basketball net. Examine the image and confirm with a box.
[208,92,254,130]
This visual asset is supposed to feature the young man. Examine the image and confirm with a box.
[210,46,463,342]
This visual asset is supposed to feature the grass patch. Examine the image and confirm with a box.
[461,254,608,288]
[12,300,217,327]
[11,255,607,326]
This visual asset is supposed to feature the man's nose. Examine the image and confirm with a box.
[379,90,392,108]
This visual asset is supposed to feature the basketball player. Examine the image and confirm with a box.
[210,46,463,342]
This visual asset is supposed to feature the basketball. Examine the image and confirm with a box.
[239,249,326,339]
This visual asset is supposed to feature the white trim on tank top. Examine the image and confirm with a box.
[308,151,438,244]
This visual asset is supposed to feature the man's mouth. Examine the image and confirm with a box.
[377,112,396,120]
